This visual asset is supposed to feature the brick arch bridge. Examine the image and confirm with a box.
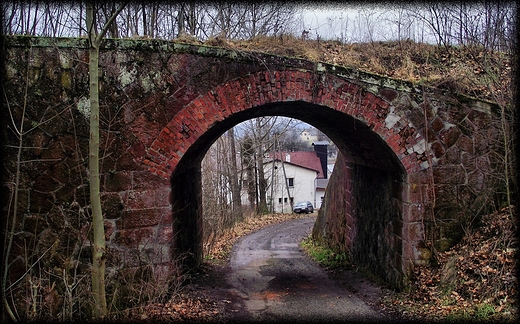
[3,37,501,290]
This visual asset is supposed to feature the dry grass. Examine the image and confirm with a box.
[204,212,311,262]
[194,35,513,105]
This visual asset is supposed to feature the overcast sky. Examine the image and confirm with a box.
[298,3,437,43]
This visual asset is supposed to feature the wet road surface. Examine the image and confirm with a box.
[227,216,385,322]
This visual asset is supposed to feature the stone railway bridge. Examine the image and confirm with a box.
[3,36,501,290]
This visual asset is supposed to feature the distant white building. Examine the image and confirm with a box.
[240,142,332,213]
[299,128,319,146]
[264,151,325,213]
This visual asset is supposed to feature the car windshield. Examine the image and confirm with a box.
[295,202,307,207]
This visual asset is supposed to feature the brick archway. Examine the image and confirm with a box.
[145,70,423,177]
[146,70,424,288]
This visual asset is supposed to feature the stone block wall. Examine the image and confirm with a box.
[102,171,172,270]
[313,87,503,289]
[314,152,406,289]
[398,92,503,253]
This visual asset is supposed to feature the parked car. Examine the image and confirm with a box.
[293,201,314,214]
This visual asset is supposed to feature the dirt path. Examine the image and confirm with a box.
[138,209,516,322]
[222,216,387,322]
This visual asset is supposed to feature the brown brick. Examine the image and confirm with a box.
[439,126,462,148]
[117,209,158,229]
[430,141,445,158]
[402,203,424,222]
[157,225,173,244]
[114,227,156,247]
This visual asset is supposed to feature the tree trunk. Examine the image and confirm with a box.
[177,4,186,37]
[227,129,242,221]
[255,119,268,214]
[86,2,126,317]
[87,4,107,317]
[89,45,107,317]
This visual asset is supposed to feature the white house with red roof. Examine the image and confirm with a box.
[263,142,329,213]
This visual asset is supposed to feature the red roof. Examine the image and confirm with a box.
[268,151,324,178]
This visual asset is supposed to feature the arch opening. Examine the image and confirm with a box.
[170,101,407,287]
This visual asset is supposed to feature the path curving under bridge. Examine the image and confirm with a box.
[226,216,386,322]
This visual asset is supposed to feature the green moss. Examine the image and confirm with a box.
[435,238,452,252]
[300,235,352,270]
[61,71,72,89]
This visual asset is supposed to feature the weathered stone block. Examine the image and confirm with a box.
[430,141,445,158]
[378,88,398,102]
[403,182,430,204]
[439,126,461,148]
[474,131,490,152]
[431,116,445,132]
[433,166,466,184]
[132,171,170,190]
[156,225,173,244]
[403,241,431,266]
[432,184,462,207]
[117,209,158,229]
[467,170,486,191]
[114,227,156,247]
[393,236,403,256]
[455,134,474,154]
[403,222,424,241]
[105,219,116,241]
[460,152,476,170]
[442,145,461,165]
[392,218,403,236]
[155,207,173,224]
[475,155,492,173]
[104,171,133,192]
[101,192,124,219]
[121,190,156,209]
[155,187,172,208]
[402,203,424,222]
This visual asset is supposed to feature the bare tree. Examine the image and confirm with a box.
[2,49,35,323]
[86,2,126,317]
[227,129,243,219]
[203,2,246,39]
[240,135,257,210]
[202,127,244,254]
[234,117,307,214]
[239,3,297,38]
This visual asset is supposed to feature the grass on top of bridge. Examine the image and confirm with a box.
[177,33,512,107]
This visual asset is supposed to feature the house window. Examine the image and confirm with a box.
[290,197,294,203]
[284,197,288,203]
[287,177,294,187]
[278,198,282,203]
